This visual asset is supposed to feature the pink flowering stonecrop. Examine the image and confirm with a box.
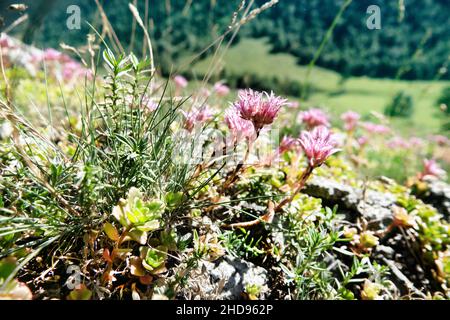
[272,126,340,213]
[62,60,93,82]
[430,135,449,146]
[341,111,360,131]
[141,96,159,112]
[357,136,369,147]
[43,48,63,62]
[421,159,446,179]
[62,61,81,81]
[362,122,391,135]
[233,89,287,133]
[181,105,214,132]
[0,34,13,49]
[224,108,255,144]
[199,88,211,98]
[174,75,188,89]
[298,108,330,129]
[387,136,411,149]
[1,35,95,84]
[409,137,424,148]
[278,136,299,154]
[195,105,214,123]
[298,126,340,168]
[286,101,300,109]
[181,110,196,132]
[214,82,230,97]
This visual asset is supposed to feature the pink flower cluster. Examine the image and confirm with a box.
[387,136,411,149]
[409,137,424,148]
[278,136,299,154]
[362,122,390,135]
[357,136,369,147]
[421,159,445,179]
[430,135,449,146]
[31,48,72,65]
[43,48,65,62]
[386,136,425,150]
[174,75,188,89]
[181,105,214,131]
[62,60,92,81]
[224,108,255,143]
[298,108,330,129]
[28,47,92,82]
[1,35,89,82]
[298,126,340,168]
[214,82,230,97]
[286,101,300,109]
[0,34,14,49]
[341,111,360,131]
[233,89,287,132]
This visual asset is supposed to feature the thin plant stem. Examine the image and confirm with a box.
[302,0,353,99]
[222,165,315,229]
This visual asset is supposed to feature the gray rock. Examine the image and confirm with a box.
[419,177,450,218]
[201,256,269,299]
[303,176,396,227]
[302,176,357,208]
[374,245,396,260]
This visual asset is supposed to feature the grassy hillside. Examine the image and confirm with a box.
[188,38,450,136]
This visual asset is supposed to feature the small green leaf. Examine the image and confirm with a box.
[146,199,165,213]
[0,257,17,280]
[339,288,355,300]
[125,229,148,245]
[103,222,120,242]
[102,49,115,70]
[136,220,160,232]
[141,246,167,271]
[112,200,129,228]
[127,200,147,224]
[160,230,177,251]
[165,192,184,208]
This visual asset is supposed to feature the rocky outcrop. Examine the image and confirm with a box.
[180,255,269,300]
[303,176,396,227]
[417,177,450,219]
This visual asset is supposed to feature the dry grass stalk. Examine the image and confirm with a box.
[94,0,124,53]
[128,3,156,93]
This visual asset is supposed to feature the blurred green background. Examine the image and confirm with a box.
[1,0,449,136]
